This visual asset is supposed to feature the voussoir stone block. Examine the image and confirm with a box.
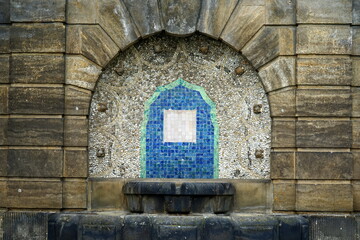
[297,56,352,86]
[160,0,201,36]
[273,181,296,211]
[63,180,87,209]
[11,23,65,53]
[197,0,238,39]
[271,151,295,179]
[0,0,10,23]
[296,152,353,180]
[10,54,64,84]
[124,0,163,37]
[297,25,352,55]
[0,55,9,83]
[64,117,88,147]
[98,0,139,49]
[10,0,65,22]
[221,1,265,50]
[0,25,10,53]
[296,88,351,117]
[353,27,360,56]
[265,0,295,25]
[272,119,295,148]
[0,85,8,114]
[296,120,352,148]
[66,25,119,67]
[258,56,295,92]
[65,85,91,115]
[66,0,97,24]
[66,55,102,91]
[7,117,63,146]
[268,88,295,117]
[296,182,353,212]
[9,87,64,114]
[297,0,352,24]
[64,148,88,177]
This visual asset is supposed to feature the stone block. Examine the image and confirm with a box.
[123,215,152,240]
[123,0,163,37]
[0,117,8,145]
[353,27,360,56]
[308,216,357,240]
[268,88,295,117]
[64,117,88,147]
[296,88,351,117]
[296,182,353,211]
[354,58,360,86]
[65,86,91,115]
[98,0,139,49]
[7,118,63,146]
[11,23,65,53]
[353,181,360,210]
[9,87,64,114]
[353,119,360,148]
[270,151,295,179]
[0,25,9,53]
[259,56,295,92]
[297,0,352,24]
[0,85,8,114]
[66,25,119,67]
[66,55,101,91]
[355,0,360,25]
[197,0,238,38]
[297,25,352,54]
[0,180,5,207]
[273,181,295,211]
[4,180,62,208]
[297,56,352,86]
[10,54,64,84]
[221,3,265,50]
[0,0,10,23]
[353,151,360,179]
[160,0,201,36]
[265,0,295,25]
[242,26,295,69]
[0,54,9,83]
[353,88,360,117]
[64,148,88,177]
[6,148,63,177]
[63,180,87,209]
[272,119,295,148]
[0,149,7,176]
[296,120,352,148]
[90,179,125,210]
[66,0,97,24]
[296,152,353,180]
[10,0,65,22]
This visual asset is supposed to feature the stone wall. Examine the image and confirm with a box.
[0,0,359,214]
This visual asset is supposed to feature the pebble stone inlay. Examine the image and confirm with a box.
[89,33,271,179]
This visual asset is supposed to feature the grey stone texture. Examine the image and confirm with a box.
[266,0,295,25]
[353,27,360,55]
[354,58,360,86]
[353,119,360,148]
[0,86,8,114]
[0,55,9,83]
[0,0,10,23]
[352,87,360,117]
[354,0,360,25]
[10,0,65,22]
[0,25,10,53]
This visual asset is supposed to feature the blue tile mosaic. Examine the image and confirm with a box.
[141,79,218,178]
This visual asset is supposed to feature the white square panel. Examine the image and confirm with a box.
[163,110,196,142]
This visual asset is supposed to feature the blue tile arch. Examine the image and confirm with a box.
[140,79,219,178]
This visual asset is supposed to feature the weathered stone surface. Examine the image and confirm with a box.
[297,25,352,54]
[0,0,10,23]
[297,0,352,23]
[0,25,10,53]
[124,0,162,37]
[0,180,5,206]
[9,87,64,114]
[90,179,125,210]
[273,181,295,211]
[66,25,119,67]
[308,216,356,240]
[354,58,360,86]
[98,0,139,49]
[221,2,265,50]
[197,0,238,38]
[5,148,62,177]
[353,151,360,179]
[353,27,360,55]
[0,117,8,145]
[0,149,7,176]
[296,182,353,211]
[65,86,91,115]
[354,0,360,25]
[0,55,9,83]
[160,0,201,36]
[242,27,295,69]
[11,23,65,53]
[7,118,63,146]
[268,88,295,117]
[271,152,295,179]
[353,88,360,117]
[0,85,8,114]
[64,117,88,146]
[296,120,352,148]
[10,54,64,84]
[258,56,295,92]
[297,56,352,85]
[66,55,102,91]
[296,152,353,180]
[353,119,360,148]
[64,148,88,177]
[265,0,295,25]
[272,119,295,148]
[10,0,65,22]
[63,180,87,209]
[296,88,351,117]
[66,0,97,23]
[353,181,360,211]
[3,181,62,208]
